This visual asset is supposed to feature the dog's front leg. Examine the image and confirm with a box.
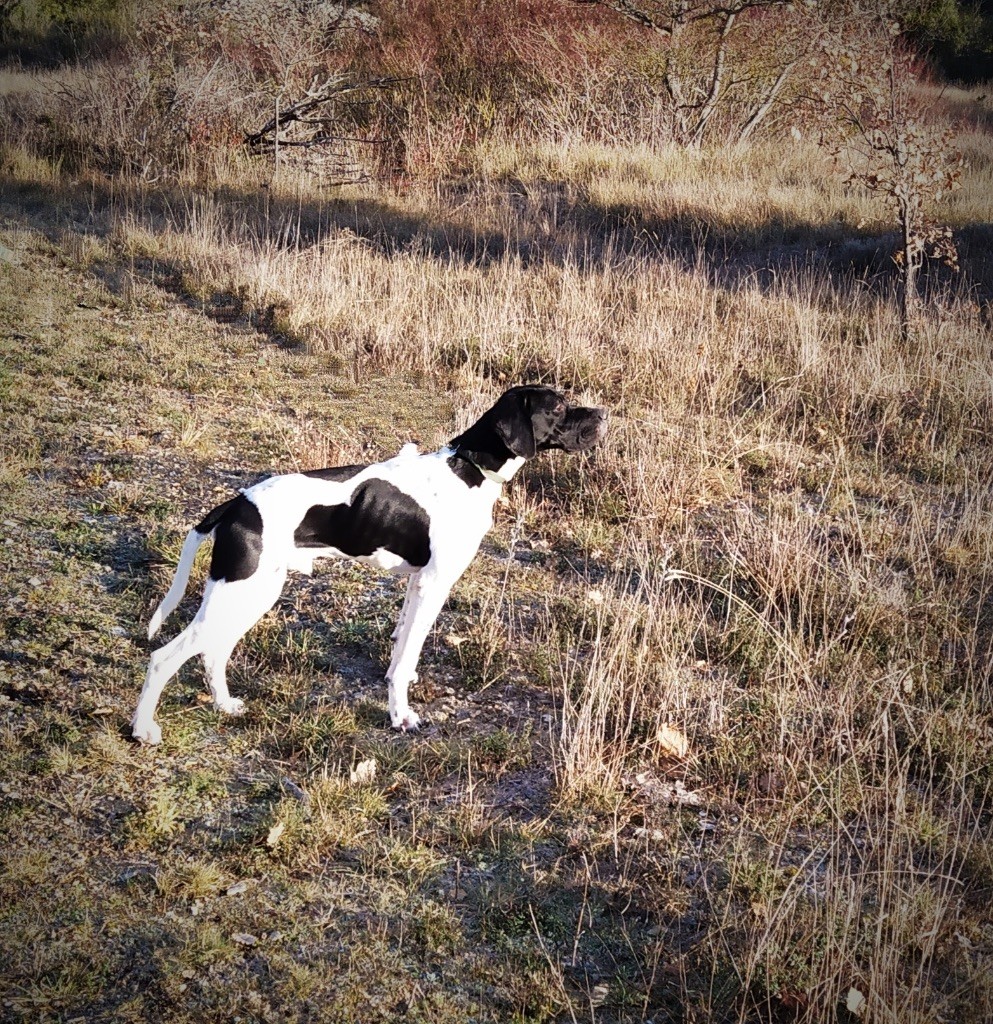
[386,571,452,731]
[391,576,416,642]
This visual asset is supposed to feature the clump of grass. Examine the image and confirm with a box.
[543,562,696,802]
[264,770,389,870]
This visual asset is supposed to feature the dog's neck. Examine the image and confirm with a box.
[447,414,531,489]
[445,447,526,487]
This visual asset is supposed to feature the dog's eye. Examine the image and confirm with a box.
[554,402,566,414]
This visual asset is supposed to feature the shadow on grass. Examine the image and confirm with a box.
[3,171,990,322]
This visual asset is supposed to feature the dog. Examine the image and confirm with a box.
[131,385,608,744]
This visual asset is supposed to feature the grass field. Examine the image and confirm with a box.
[1,33,992,1024]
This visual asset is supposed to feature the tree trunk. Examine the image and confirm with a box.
[899,199,921,342]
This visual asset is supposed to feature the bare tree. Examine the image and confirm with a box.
[577,0,806,144]
[809,20,962,337]
[218,0,390,182]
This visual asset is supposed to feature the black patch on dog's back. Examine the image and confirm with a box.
[207,496,264,582]
[293,479,431,568]
[302,465,365,482]
[195,497,240,536]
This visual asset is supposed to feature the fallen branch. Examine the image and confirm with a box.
[244,75,402,154]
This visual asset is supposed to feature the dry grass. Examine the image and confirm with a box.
[1,18,992,1023]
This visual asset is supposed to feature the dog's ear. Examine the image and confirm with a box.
[493,391,537,459]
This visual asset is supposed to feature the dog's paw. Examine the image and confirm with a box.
[132,719,162,746]
[391,708,422,733]
[216,697,246,717]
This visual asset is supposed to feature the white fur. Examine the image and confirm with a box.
[147,529,207,640]
[131,446,522,744]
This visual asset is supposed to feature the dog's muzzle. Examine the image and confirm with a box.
[561,406,609,452]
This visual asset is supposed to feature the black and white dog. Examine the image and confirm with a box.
[131,385,607,744]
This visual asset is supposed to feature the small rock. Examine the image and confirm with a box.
[633,827,665,842]
[226,881,248,896]
[280,777,309,805]
[231,933,257,946]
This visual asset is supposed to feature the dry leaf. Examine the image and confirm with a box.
[656,724,689,758]
[350,758,377,785]
[266,821,285,848]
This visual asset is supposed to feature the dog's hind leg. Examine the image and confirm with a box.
[132,567,287,745]
[200,566,288,717]
[202,637,245,718]
[132,615,208,745]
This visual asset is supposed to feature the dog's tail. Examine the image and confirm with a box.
[147,498,238,640]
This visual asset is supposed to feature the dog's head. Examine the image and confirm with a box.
[489,385,608,459]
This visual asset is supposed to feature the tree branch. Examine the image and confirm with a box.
[690,9,736,144]
[244,76,403,151]
[737,58,797,142]
[573,0,673,37]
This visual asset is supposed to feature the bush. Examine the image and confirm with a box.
[904,0,993,81]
